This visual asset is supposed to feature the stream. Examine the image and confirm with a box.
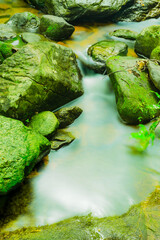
[1,0,160,232]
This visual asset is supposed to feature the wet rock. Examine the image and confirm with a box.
[147,61,160,90]
[106,56,160,124]
[0,24,16,41]
[51,129,75,150]
[0,41,15,64]
[54,106,82,128]
[135,25,160,58]
[88,40,128,73]
[150,46,160,61]
[0,41,83,121]
[26,0,132,23]
[109,29,138,40]
[29,111,59,137]
[1,186,160,239]
[113,0,160,22]
[7,12,40,32]
[40,15,75,41]
[21,32,43,43]
[0,115,50,195]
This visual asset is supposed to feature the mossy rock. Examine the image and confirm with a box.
[0,115,51,195]
[0,41,14,64]
[7,12,40,32]
[147,60,160,90]
[106,56,160,124]
[135,25,160,58]
[109,29,138,40]
[0,41,83,121]
[150,46,160,61]
[54,106,82,128]
[39,15,75,41]
[88,40,128,73]
[0,24,16,41]
[21,32,43,44]
[1,187,160,239]
[29,111,59,137]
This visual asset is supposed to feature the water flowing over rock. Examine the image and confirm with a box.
[106,56,160,124]
[0,115,50,195]
[0,41,83,121]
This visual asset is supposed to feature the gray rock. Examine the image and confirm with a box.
[0,41,83,121]
[147,61,160,90]
[7,12,40,32]
[0,24,16,41]
[51,129,75,150]
[135,25,160,58]
[0,115,50,195]
[39,15,75,41]
[54,106,82,128]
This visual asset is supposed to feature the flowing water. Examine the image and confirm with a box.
[1,0,160,232]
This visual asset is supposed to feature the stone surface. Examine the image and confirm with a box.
[135,25,160,58]
[106,56,160,124]
[109,28,138,40]
[0,24,16,41]
[7,12,40,32]
[29,111,59,137]
[147,61,160,91]
[150,46,160,61]
[0,41,15,64]
[1,186,160,239]
[0,115,50,195]
[0,41,83,121]
[40,15,75,41]
[113,0,160,22]
[21,32,43,43]
[26,0,133,23]
[88,40,128,73]
[54,106,82,128]
[51,129,75,150]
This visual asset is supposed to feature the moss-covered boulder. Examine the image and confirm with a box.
[106,56,160,124]
[135,25,160,58]
[147,61,160,91]
[150,46,160,61]
[39,15,75,41]
[109,28,138,40]
[113,0,160,22]
[29,111,59,137]
[0,41,83,121]
[7,12,40,32]
[26,0,132,23]
[54,106,82,128]
[0,115,50,195]
[88,40,128,73]
[0,24,16,41]
[1,186,160,239]
[0,41,15,64]
[21,32,43,43]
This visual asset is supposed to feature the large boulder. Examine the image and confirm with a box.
[0,41,83,121]
[88,40,128,73]
[7,12,40,32]
[106,56,160,124]
[0,115,50,195]
[135,25,160,58]
[150,46,160,61]
[26,0,133,23]
[113,0,160,22]
[40,15,75,41]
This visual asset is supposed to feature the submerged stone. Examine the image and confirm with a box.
[40,15,75,41]
[0,41,83,121]
[150,46,160,61]
[106,56,160,124]
[0,115,51,195]
[147,61,160,91]
[109,28,138,40]
[29,111,59,137]
[51,129,75,150]
[54,106,83,128]
[0,24,16,41]
[88,40,128,73]
[135,25,160,58]
[26,0,132,23]
[7,12,40,32]
[1,186,160,239]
